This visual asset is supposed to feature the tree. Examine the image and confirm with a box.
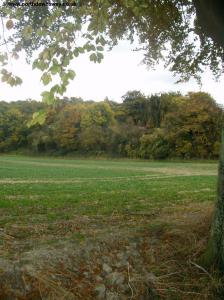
[162,92,222,159]
[79,101,115,154]
[1,92,221,159]
[52,103,83,153]
[0,0,224,269]
[122,90,150,126]
[140,128,171,159]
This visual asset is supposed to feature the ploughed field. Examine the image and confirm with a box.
[0,156,220,299]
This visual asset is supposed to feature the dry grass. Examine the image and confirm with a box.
[0,201,223,300]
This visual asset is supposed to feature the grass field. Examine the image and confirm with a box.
[0,155,220,299]
[0,155,217,222]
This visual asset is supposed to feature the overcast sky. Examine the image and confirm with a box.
[1,40,224,104]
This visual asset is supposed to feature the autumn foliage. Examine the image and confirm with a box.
[0,91,222,159]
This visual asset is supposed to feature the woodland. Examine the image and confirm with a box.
[0,91,222,159]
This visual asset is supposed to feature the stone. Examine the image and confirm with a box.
[103,263,112,274]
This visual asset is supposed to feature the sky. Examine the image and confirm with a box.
[1,40,224,104]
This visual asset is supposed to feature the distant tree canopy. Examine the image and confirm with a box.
[0,0,224,124]
[0,91,222,159]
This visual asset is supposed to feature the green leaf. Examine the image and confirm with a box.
[50,65,61,75]
[61,74,69,85]
[50,84,60,93]
[49,83,66,95]
[89,53,97,63]
[36,60,48,71]
[27,111,47,127]
[36,28,42,36]
[14,76,22,85]
[88,22,96,32]
[58,84,67,95]
[32,59,38,70]
[73,49,80,57]
[97,52,104,63]
[1,74,9,82]
[77,47,85,54]
[45,18,53,27]
[42,50,50,60]
[62,57,70,67]
[0,54,8,64]
[85,44,96,52]
[96,36,107,46]
[64,22,75,31]
[41,91,55,105]
[67,70,76,80]
[22,25,32,40]
[97,46,104,51]
[41,73,52,85]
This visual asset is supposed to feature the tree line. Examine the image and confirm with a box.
[0,91,223,159]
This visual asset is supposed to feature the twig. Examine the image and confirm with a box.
[1,16,10,54]
[38,281,44,300]
[156,287,204,295]
[189,260,213,280]
[127,262,134,300]
[157,271,181,279]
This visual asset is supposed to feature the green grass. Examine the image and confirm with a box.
[0,155,220,299]
[0,155,218,225]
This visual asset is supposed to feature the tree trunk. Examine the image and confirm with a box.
[193,0,224,48]
[200,128,224,270]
